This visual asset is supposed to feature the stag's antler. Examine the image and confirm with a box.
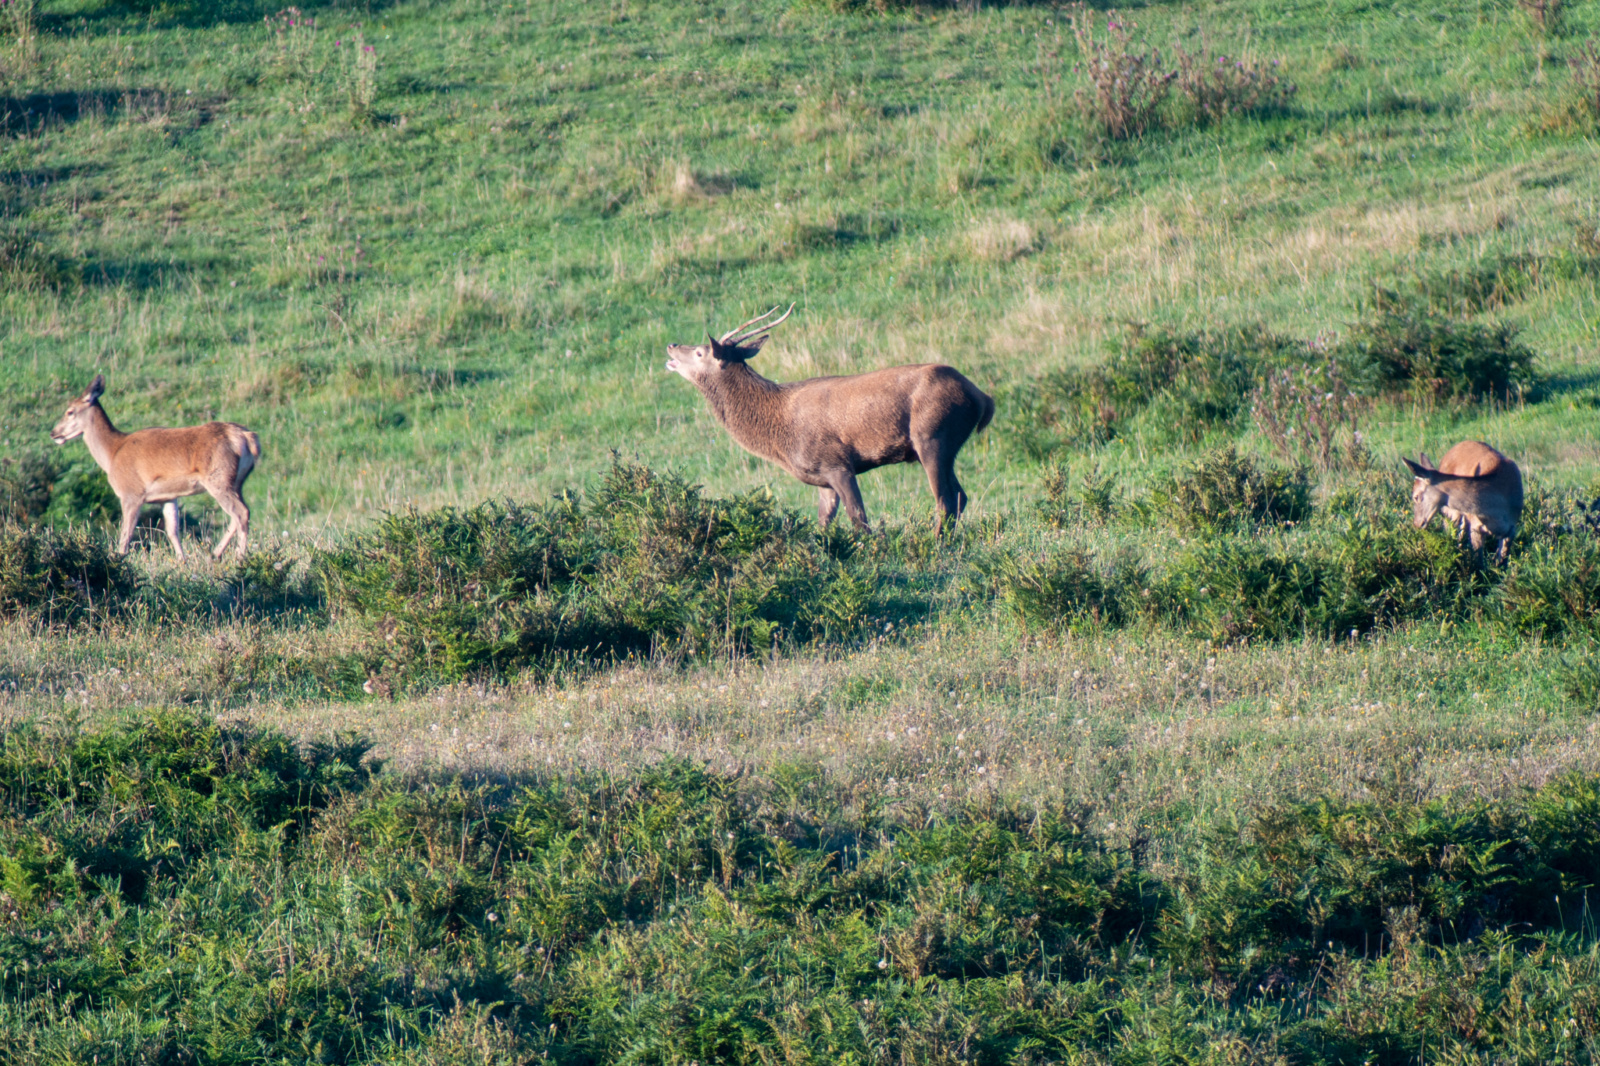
[719,304,795,346]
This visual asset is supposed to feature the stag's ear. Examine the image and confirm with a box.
[707,336,764,363]
[85,374,105,402]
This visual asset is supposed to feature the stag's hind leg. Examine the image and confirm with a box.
[916,442,968,531]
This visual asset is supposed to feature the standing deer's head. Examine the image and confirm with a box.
[665,304,794,384]
[51,374,105,444]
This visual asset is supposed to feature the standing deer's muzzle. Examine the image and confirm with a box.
[50,416,81,445]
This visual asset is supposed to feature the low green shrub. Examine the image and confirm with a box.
[1499,539,1600,638]
[0,450,59,523]
[39,457,120,528]
[1003,325,1300,457]
[1151,447,1311,533]
[1159,519,1484,643]
[1337,303,1536,401]
[0,519,134,621]
[319,460,878,683]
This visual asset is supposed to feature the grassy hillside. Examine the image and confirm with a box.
[4,0,1600,1061]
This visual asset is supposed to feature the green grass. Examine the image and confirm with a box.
[5,0,1600,1060]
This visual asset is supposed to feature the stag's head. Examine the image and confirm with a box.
[51,375,105,445]
[666,304,794,384]
[1402,452,1449,528]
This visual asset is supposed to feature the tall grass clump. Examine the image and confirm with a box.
[319,461,877,684]
[1066,6,1176,140]
[1251,361,1368,473]
[0,520,134,622]
[1173,44,1297,125]
[1150,447,1311,532]
[990,546,1145,635]
[1573,39,1600,124]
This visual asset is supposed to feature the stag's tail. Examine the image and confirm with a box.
[972,383,995,434]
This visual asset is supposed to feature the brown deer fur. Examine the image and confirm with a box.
[666,307,995,529]
[1402,440,1523,564]
[50,375,261,560]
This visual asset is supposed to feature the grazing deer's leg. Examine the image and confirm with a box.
[818,487,840,527]
[1496,537,1511,566]
[161,501,184,560]
[115,496,143,554]
[828,470,870,530]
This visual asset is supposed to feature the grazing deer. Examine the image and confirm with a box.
[1402,440,1523,564]
[666,306,995,530]
[49,374,261,560]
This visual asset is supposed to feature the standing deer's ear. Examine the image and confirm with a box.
[85,374,105,402]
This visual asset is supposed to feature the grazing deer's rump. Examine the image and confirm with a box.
[50,374,260,559]
[1402,440,1523,564]
[666,305,995,529]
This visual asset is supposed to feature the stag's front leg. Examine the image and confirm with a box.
[828,470,870,530]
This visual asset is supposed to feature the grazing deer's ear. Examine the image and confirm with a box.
[1402,457,1430,478]
[1418,452,1434,470]
[86,374,105,402]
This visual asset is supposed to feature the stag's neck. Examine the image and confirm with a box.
[696,364,791,462]
[81,405,127,473]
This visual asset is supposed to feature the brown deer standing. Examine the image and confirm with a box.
[1402,440,1523,564]
[666,306,995,530]
[49,375,261,560]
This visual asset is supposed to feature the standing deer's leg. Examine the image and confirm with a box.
[818,487,840,527]
[209,488,250,559]
[827,470,870,530]
[115,495,144,554]
[161,501,185,561]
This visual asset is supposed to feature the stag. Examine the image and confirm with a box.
[50,375,261,559]
[666,306,995,529]
[1402,440,1523,564]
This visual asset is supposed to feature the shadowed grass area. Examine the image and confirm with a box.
[3,714,1600,1063]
